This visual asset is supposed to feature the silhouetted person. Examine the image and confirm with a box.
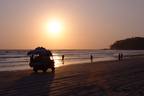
[90,54,93,63]
[29,55,34,67]
[118,53,123,61]
[120,53,123,60]
[30,55,33,62]
[62,55,64,64]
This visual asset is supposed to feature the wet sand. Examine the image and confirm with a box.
[0,57,144,96]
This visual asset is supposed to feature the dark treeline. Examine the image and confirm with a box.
[110,37,144,50]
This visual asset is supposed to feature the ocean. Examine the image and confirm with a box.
[0,49,144,71]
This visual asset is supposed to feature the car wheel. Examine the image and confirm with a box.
[43,69,47,73]
[33,68,37,72]
[51,67,55,72]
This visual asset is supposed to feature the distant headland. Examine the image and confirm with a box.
[110,37,144,50]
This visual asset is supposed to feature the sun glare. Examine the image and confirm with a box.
[47,20,63,35]
[42,18,65,39]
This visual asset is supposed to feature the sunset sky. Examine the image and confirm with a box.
[0,0,144,49]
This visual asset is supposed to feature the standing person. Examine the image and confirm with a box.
[62,55,64,64]
[120,53,123,60]
[29,55,34,67]
[118,53,121,61]
[90,54,93,63]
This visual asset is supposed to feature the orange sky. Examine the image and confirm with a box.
[0,0,144,49]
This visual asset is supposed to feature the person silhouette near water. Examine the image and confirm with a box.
[90,54,93,63]
[118,53,123,61]
[62,55,64,64]
[120,53,123,60]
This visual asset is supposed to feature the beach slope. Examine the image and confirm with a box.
[0,57,144,96]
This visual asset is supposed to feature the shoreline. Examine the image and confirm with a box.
[0,55,142,72]
[0,57,144,96]
[1,49,144,72]
[0,56,116,72]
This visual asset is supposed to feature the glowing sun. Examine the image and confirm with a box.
[47,20,63,34]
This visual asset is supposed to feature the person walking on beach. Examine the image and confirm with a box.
[120,53,123,60]
[90,54,93,63]
[118,53,123,61]
[62,55,64,64]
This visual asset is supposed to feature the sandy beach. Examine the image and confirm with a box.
[0,57,144,96]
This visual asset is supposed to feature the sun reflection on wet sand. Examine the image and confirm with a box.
[52,53,63,67]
